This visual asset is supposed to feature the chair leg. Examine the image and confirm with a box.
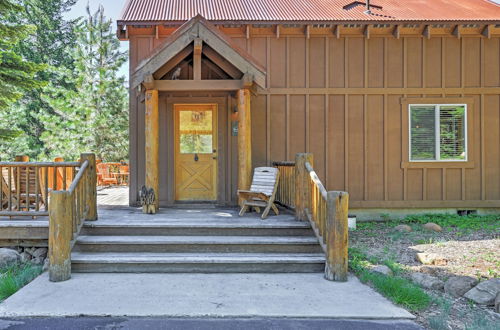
[239,204,249,217]
[261,204,272,220]
[254,206,261,213]
[271,203,279,215]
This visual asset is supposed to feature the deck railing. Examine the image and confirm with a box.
[49,153,97,282]
[0,160,80,217]
[272,161,295,209]
[284,153,349,282]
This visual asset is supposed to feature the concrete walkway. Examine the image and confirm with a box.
[0,273,414,319]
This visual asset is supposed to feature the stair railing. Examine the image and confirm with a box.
[294,153,349,282]
[49,153,97,282]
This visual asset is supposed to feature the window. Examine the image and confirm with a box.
[409,104,467,162]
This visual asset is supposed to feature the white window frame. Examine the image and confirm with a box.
[408,104,468,162]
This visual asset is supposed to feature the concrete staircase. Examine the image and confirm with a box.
[71,208,325,273]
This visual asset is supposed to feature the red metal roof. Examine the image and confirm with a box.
[119,0,500,23]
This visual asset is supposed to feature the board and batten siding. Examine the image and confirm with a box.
[129,31,500,209]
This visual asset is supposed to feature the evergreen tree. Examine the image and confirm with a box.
[41,5,128,161]
[0,0,78,157]
[0,0,44,143]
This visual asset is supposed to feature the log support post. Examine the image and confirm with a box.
[237,88,252,206]
[49,191,72,282]
[145,89,159,213]
[193,38,203,80]
[324,191,349,282]
[81,153,97,220]
[294,153,313,221]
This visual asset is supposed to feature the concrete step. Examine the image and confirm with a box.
[71,252,325,273]
[81,222,314,237]
[74,235,323,253]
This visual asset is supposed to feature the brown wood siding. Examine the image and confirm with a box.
[128,32,500,208]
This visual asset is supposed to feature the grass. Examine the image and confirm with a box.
[349,248,431,312]
[0,262,43,302]
[401,213,500,232]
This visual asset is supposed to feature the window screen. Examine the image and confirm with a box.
[410,105,466,161]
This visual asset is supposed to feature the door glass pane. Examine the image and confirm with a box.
[410,106,436,161]
[179,110,213,153]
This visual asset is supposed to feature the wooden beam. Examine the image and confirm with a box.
[453,25,461,39]
[155,25,159,39]
[276,25,280,39]
[364,24,371,39]
[201,47,242,79]
[333,25,340,39]
[305,25,311,39]
[151,79,247,91]
[246,25,250,39]
[145,89,159,212]
[202,58,229,79]
[242,73,253,89]
[143,74,155,90]
[193,38,203,80]
[153,44,193,79]
[393,25,400,39]
[482,24,492,39]
[237,89,252,206]
[423,25,430,39]
[80,153,97,221]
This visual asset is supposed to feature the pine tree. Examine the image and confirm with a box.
[41,5,128,161]
[0,0,78,157]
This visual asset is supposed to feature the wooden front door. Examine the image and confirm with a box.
[174,104,218,201]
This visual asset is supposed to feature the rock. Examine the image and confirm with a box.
[42,258,49,272]
[31,257,44,265]
[416,253,447,266]
[371,265,393,276]
[0,248,20,267]
[464,278,500,305]
[20,252,32,263]
[395,224,412,232]
[24,247,36,256]
[444,276,479,298]
[32,248,47,259]
[423,222,442,232]
[411,272,444,290]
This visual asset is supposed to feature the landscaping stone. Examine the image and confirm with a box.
[20,252,32,263]
[411,272,444,290]
[464,278,500,305]
[416,252,447,266]
[42,259,49,272]
[423,222,442,232]
[0,248,20,267]
[32,248,48,259]
[395,225,412,232]
[24,247,36,256]
[371,265,393,276]
[444,276,478,298]
[31,257,44,266]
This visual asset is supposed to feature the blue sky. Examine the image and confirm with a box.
[67,0,129,78]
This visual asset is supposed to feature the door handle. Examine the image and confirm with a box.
[194,154,199,162]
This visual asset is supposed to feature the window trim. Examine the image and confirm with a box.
[401,97,474,169]
[408,103,468,162]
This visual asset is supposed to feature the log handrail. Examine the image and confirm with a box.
[294,153,349,282]
[49,153,97,282]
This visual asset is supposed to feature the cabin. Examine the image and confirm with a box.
[117,0,500,218]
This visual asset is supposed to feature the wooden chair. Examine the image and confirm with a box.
[97,163,118,186]
[238,167,280,220]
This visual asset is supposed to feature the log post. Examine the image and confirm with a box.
[81,153,97,221]
[294,153,313,221]
[324,191,349,282]
[237,88,252,206]
[49,191,72,282]
[145,89,159,212]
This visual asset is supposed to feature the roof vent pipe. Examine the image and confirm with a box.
[365,0,371,14]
